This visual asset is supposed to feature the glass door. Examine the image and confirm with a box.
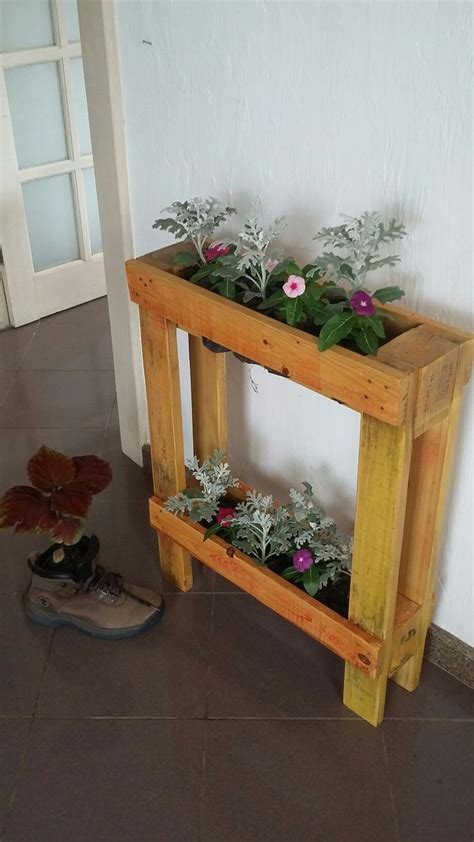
[0,0,105,325]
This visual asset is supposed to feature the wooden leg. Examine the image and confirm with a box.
[343,415,413,725]
[392,350,465,691]
[189,335,227,460]
[140,309,193,591]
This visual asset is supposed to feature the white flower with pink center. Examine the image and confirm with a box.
[283,275,306,298]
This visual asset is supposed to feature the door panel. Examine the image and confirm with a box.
[0,0,105,326]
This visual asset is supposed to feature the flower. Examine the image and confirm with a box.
[265,258,279,273]
[283,275,306,298]
[349,290,376,316]
[204,242,232,262]
[292,548,314,572]
[216,506,236,526]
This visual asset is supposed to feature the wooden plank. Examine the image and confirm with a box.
[127,258,413,426]
[389,595,422,676]
[189,335,227,460]
[343,415,413,725]
[392,345,468,691]
[149,496,385,678]
[378,324,460,436]
[139,309,193,591]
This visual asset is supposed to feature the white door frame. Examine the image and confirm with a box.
[78,0,145,466]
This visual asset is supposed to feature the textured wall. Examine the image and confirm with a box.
[117,1,473,644]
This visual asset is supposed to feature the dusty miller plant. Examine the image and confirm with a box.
[218,216,287,301]
[308,211,406,299]
[152,197,236,266]
[231,491,293,564]
[164,450,238,523]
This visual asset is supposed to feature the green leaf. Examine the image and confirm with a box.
[174,250,198,267]
[355,328,379,355]
[215,278,236,300]
[317,312,356,352]
[303,299,329,324]
[272,258,301,276]
[203,522,223,541]
[360,314,385,338]
[243,290,259,304]
[217,264,241,280]
[285,296,303,327]
[372,285,405,304]
[257,289,287,311]
[281,566,301,581]
[190,266,211,284]
[302,565,320,596]
[305,282,329,303]
[152,218,187,238]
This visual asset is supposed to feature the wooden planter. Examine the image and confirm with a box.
[127,243,473,726]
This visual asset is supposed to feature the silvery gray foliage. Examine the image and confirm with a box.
[287,483,352,578]
[232,490,293,564]
[219,216,287,300]
[164,450,239,524]
[308,211,407,288]
[152,197,236,265]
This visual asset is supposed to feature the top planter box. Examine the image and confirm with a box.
[127,243,472,437]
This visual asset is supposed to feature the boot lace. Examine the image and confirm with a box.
[87,565,123,600]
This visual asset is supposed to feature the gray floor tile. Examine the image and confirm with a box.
[0,719,30,834]
[5,718,203,842]
[0,323,38,371]
[207,593,353,718]
[43,296,109,328]
[0,596,52,716]
[0,370,116,428]
[202,720,397,842]
[20,319,114,371]
[385,661,474,720]
[0,371,15,405]
[384,721,474,842]
[36,593,212,718]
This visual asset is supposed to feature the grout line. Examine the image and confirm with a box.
[198,719,208,842]
[12,714,474,722]
[203,590,216,721]
[1,630,56,840]
[382,729,401,842]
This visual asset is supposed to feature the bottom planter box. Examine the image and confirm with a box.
[149,495,421,682]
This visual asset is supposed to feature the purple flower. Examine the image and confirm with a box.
[350,290,376,316]
[204,242,232,262]
[292,548,314,572]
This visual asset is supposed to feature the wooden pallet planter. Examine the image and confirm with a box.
[127,243,474,726]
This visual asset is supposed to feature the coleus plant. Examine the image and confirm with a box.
[0,446,112,545]
[165,451,352,597]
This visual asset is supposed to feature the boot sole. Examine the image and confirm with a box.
[23,592,165,640]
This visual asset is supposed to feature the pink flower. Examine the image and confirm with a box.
[292,549,314,572]
[283,275,306,298]
[265,258,279,273]
[216,506,236,526]
[350,290,376,316]
[204,243,232,262]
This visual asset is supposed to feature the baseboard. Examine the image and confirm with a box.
[141,442,473,688]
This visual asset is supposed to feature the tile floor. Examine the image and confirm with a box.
[0,298,473,842]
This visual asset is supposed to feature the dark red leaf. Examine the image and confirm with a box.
[0,486,58,534]
[51,516,83,546]
[27,446,75,493]
[72,455,112,495]
[50,485,92,518]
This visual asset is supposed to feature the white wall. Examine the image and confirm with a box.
[116,0,473,645]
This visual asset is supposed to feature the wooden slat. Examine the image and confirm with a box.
[343,415,413,725]
[149,496,385,678]
[189,335,227,460]
[378,324,460,436]
[139,310,193,591]
[127,258,413,427]
[389,595,422,676]
[392,344,469,691]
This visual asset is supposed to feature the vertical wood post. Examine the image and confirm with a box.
[140,309,193,591]
[189,336,228,460]
[343,415,413,725]
[392,348,466,690]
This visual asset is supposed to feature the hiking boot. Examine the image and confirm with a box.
[23,535,164,640]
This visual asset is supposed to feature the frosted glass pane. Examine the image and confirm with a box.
[83,168,102,254]
[23,174,80,271]
[0,1,54,53]
[64,0,80,43]
[5,62,68,169]
[71,58,91,155]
